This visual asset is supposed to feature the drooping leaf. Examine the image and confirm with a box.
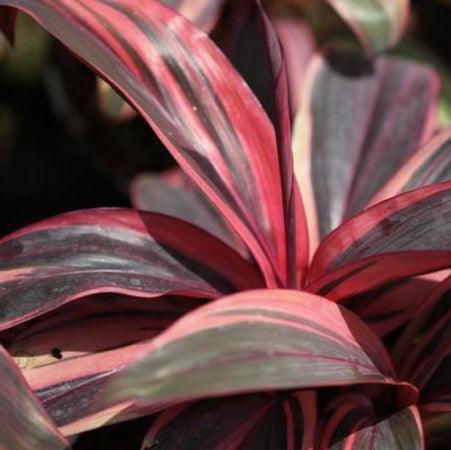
[369,127,451,206]
[325,0,410,54]
[130,169,247,257]
[307,182,451,300]
[104,289,417,410]
[320,397,424,450]
[0,344,68,449]
[2,294,197,435]
[292,48,439,253]
[0,0,286,285]
[0,208,263,331]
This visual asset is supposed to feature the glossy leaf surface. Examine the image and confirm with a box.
[141,390,316,450]
[308,183,451,300]
[104,290,415,409]
[0,0,286,285]
[0,208,262,331]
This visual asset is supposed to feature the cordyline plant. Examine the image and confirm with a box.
[0,0,450,449]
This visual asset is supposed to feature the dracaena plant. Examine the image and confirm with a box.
[0,0,450,449]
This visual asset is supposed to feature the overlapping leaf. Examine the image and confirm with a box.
[0,0,287,285]
[2,294,198,435]
[0,208,262,331]
[392,276,451,416]
[343,274,442,337]
[0,344,68,449]
[221,0,308,286]
[293,48,439,252]
[104,289,417,410]
[321,397,423,449]
[370,127,451,206]
[141,390,316,450]
[130,169,247,256]
[307,182,451,300]
[325,0,409,54]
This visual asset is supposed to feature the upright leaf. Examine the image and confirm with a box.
[293,48,439,253]
[343,273,442,337]
[325,0,410,54]
[222,0,308,286]
[0,344,68,449]
[0,208,263,331]
[0,0,286,285]
[142,390,316,450]
[307,183,451,300]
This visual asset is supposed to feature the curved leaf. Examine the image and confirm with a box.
[0,208,263,331]
[141,395,270,450]
[321,399,424,450]
[0,344,68,449]
[307,183,451,300]
[141,390,316,450]
[0,0,286,285]
[103,289,417,410]
[325,0,409,54]
[292,48,439,253]
[370,126,451,206]
[343,274,442,337]
[4,295,196,435]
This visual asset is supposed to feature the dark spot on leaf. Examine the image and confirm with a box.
[51,347,62,359]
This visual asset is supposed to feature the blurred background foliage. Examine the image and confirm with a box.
[0,0,450,236]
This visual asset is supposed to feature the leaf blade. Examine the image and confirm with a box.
[308,183,451,300]
[0,0,285,285]
[103,289,416,410]
[0,208,263,331]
